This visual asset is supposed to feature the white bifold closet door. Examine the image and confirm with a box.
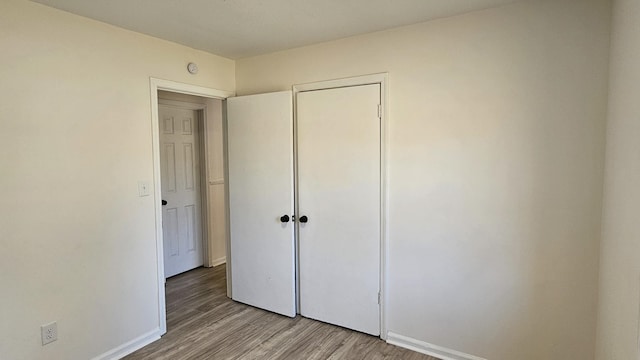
[297,84,381,336]
[227,91,296,317]
[226,85,381,335]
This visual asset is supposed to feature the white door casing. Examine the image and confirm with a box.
[227,91,296,317]
[150,78,234,336]
[159,105,204,278]
[297,84,382,336]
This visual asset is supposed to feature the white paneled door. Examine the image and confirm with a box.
[297,84,381,336]
[227,91,296,317]
[159,105,204,278]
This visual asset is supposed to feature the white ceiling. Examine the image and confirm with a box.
[31,0,521,59]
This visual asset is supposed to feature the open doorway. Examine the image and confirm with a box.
[158,91,226,277]
[150,78,234,335]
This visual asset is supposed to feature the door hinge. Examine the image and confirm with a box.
[377,104,382,119]
[377,292,381,304]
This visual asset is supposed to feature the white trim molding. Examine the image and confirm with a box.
[211,256,227,267]
[151,78,234,99]
[91,329,160,360]
[158,98,207,110]
[293,73,387,93]
[387,332,487,360]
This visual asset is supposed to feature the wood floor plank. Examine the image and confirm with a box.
[124,265,439,360]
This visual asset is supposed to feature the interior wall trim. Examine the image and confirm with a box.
[387,332,487,360]
[211,256,227,267]
[91,329,160,360]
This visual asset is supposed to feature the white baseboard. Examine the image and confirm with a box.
[211,256,226,267]
[386,332,487,360]
[91,328,161,360]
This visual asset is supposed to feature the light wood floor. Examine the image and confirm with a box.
[124,265,438,360]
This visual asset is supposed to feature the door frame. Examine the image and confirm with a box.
[150,78,234,335]
[292,73,389,339]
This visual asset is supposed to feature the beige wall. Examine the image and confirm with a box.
[236,0,611,359]
[1,0,622,359]
[0,1,234,359]
[596,0,640,358]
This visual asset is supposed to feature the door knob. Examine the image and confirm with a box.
[280,215,290,223]
[162,200,168,206]
[299,215,308,223]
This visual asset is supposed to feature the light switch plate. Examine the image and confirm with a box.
[138,181,151,197]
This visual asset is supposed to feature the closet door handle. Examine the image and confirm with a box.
[280,215,290,223]
[299,215,308,223]
[162,200,168,206]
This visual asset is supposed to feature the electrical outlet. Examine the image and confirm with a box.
[41,322,57,345]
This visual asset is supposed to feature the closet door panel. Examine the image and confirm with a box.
[227,91,296,317]
[297,84,381,335]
